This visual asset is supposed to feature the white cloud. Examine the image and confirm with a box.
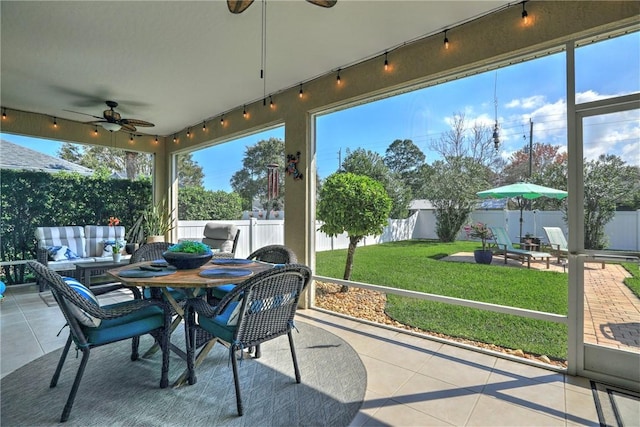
[506,95,546,109]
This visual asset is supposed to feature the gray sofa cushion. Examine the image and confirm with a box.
[36,226,87,258]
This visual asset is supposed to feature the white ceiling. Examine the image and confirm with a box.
[1,0,509,136]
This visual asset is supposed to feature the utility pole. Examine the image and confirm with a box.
[528,118,533,178]
[337,148,342,171]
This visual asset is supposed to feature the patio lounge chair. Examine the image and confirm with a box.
[489,226,551,269]
[542,226,570,264]
[542,227,628,269]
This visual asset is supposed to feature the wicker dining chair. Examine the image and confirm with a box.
[209,244,298,301]
[27,261,171,423]
[184,264,312,416]
[130,242,173,300]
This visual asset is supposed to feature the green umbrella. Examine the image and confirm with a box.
[476,182,568,239]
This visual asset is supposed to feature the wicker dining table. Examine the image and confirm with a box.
[107,259,273,386]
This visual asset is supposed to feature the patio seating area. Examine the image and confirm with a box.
[0,284,614,426]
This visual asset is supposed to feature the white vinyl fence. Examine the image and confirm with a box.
[177,210,640,256]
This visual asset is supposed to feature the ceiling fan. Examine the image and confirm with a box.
[66,100,154,132]
[227,0,336,14]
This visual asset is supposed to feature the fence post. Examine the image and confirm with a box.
[249,217,257,254]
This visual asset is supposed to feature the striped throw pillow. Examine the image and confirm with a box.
[62,277,101,327]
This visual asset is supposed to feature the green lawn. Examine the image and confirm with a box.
[623,262,640,298]
[315,240,569,360]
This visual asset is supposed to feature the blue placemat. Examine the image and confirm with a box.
[118,267,178,278]
[199,268,253,278]
[211,258,254,265]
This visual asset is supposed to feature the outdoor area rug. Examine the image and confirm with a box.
[1,321,366,426]
[591,381,640,426]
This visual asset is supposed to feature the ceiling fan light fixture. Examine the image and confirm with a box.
[101,122,122,132]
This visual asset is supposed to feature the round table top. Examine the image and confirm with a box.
[108,260,273,288]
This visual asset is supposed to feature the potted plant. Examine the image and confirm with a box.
[464,222,493,264]
[143,198,175,243]
[162,241,213,269]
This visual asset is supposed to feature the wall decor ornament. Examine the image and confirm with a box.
[286,151,303,180]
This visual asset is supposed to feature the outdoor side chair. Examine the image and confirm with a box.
[184,264,312,416]
[209,244,298,301]
[130,242,173,300]
[27,261,171,423]
[202,223,240,257]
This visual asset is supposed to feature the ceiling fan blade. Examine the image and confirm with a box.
[120,123,137,133]
[121,118,154,128]
[306,0,337,8]
[64,109,103,120]
[227,0,254,13]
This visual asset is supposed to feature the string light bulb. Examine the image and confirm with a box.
[521,1,528,23]
[186,128,191,137]
[269,95,274,109]
[94,125,98,135]
[384,52,389,70]
[220,114,224,125]
[336,69,341,85]
[130,134,134,142]
[444,30,449,50]
[155,135,159,144]
[2,108,6,120]
[299,84,303,98]
[202,121,206,131]
[173,134,177,143]
[53,117,57,128]
[243,105,247,118]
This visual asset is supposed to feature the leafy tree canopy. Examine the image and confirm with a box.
[384,139,428,199]
[317,172,392,287]
[178,186,243,220]
[58,142,204,187]
[424,157,491,242]
[341,148,411,219]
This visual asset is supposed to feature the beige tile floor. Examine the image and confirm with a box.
[2,284,602,426]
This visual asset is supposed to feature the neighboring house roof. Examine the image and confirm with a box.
[477,198,508,210]
[409,199,436,210]
[410,198,508,210]
[0,139,93,175]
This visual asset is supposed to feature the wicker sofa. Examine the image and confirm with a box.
[35,225,130,281]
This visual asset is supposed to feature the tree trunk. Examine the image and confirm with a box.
[341,236,360,292]
[125,151,138,180]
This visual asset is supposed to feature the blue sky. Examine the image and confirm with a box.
[3,32,638,192]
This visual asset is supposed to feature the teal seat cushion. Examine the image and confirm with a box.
[198,301,239,343]
[81,301,164,346]
[210,284,235,300]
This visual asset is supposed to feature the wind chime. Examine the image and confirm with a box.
[267,163,279,202]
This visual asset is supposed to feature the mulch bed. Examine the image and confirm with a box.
[314,281,567,368]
